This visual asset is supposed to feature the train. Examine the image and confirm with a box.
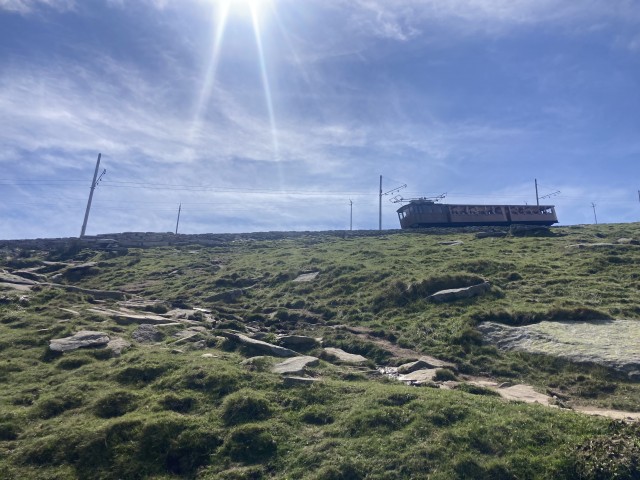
[396,198,558,229]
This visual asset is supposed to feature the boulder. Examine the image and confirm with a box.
[617,238,639,245]
[475,231,507,239]
[428,282,491,303]
[323,347,367,364]
[272,356,319,375]
[223,333,298,357]
[398,368,438,384]
[50,330,110,352]
[397,356,456,374]
[106,337,131,356]
[132,324,164,343]
[277,335,320,350]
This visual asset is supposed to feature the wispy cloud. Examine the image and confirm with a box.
[0,0,74,14]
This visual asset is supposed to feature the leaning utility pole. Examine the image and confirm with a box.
[591,202,598,225]
[535,179,540,207]
[80,153,102,238]
[175,203,182,234]
[378,175,382,231]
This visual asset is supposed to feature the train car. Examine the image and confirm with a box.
[396,199,558,229]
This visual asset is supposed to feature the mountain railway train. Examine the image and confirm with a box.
[396,199,558,229]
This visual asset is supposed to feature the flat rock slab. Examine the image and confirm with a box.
[292,272,319,283]
[397,356,456,374]
[323,347,367,364]
[498,384,552,405]
[0,272,38,285]
[398,368,438,383]
[478,319,640,377]
[88,307,176,325]
[428,282,490,303]
[273,356,319,375]
[0,282,32,291]
[224,333,298,357]
[50,330,110,352]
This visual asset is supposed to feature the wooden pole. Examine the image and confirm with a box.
[80,153,101,238]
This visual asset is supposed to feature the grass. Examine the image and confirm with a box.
[0,222,639,478]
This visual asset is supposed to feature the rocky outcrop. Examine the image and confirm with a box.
[88,307,176,325]
[478,319,640,378]
[428,282,491,303]
[397,356,456,374]
[107,337,131,356]
[223,332,298,357]
[272,356,319,375]
[132,324,164,343]
[293,272,319,283]
[49,330,110,352]
[323,347,367,364]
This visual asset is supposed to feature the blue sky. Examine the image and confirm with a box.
[1,0,639,239]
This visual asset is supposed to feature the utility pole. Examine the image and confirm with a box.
[349,199,353,231]
[175,203,182,234]
[591,202,598,225]
[80,153,102,238]
[378,175,382,231]
[535,179,539,207]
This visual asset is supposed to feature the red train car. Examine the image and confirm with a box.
[396,199,558,229]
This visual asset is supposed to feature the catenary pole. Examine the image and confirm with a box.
[379,175,382,230]
[175,203,182,234]
[535,178,539,207]
[80,153,101,238]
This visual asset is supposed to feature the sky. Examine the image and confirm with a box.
[1,0,639,239]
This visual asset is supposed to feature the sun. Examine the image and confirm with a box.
[209,0,271,17]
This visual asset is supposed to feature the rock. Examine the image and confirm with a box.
[223,333,299,357]
[323,347,367,364]
[617,238,639,245]
[132,324,164,343]
[0,271,38,285]
[566,243,637,249]
[106,337,131,356]
[283,376,321,387]
[398,368,438,383]
[87,307,176,325]
[50,330,110,352]
[272,356,319,375]
[171,349,184,354]
[277,335,320,350]
[397,356,456,374]
[428,282,491,303]
[241,356,270,366]
[292,272,319,282]
[628,371,640,381]
[201,353,219,358]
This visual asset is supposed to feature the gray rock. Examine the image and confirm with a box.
[277,335,320,349]
[617,238,639,245]
[106,337,131,356]
[132,324,164,343]
[87,308,175,325]
[50,330,110,352]
[398,368,438,383]
[0,271,37,285]
[628,371,640,381]
[272,356,319,375]
[292,272,319,282]
[323,347,367,364]
[223,333,298,357]
[397,356,455,374]
[428,282,491,303]
[283,376,321,387]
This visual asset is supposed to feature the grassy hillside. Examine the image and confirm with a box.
[1,223,639,479]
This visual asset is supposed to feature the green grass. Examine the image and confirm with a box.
[1,223,639,478]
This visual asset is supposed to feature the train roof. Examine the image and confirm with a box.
[396,201,556,213]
